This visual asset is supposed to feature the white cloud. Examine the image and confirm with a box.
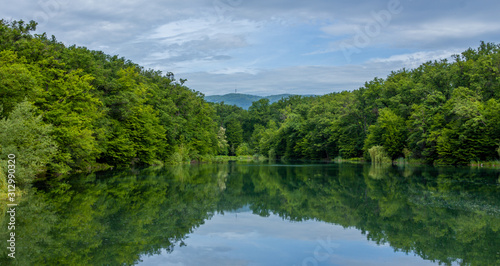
[131,17,264,72]
[393,19,500,44]
[209,67,260,75]
[183,63,396,96]
[147,18,261,46]
[3,0,500,97]
[368,49,463,68]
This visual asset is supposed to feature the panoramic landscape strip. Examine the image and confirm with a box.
[0,19,500,194]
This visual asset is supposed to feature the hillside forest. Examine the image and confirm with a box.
[1,20,500,186]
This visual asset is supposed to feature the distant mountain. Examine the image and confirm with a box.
[204,93,294,109]
[263,94,295,103]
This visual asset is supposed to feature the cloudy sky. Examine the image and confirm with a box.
[2,0,499,96]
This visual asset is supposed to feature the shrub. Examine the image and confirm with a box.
[268,148,276,161]
[252,154,267,162]
[167,144,190,164]
[368,145,391,164]
[0,101,57,185]
[236,143,252,156]
[0,163,6,198]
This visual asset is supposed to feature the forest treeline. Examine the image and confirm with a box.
[1,19,500,186]
[215,43,500,165]
[0,20,222,185]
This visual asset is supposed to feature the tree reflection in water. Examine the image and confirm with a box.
[1,163,499,265]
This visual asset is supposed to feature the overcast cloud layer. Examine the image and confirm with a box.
[2,0,499,96]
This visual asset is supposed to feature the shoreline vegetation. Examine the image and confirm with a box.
[4,155,498,202]
[207,155,500,168]
[1,19,500,195]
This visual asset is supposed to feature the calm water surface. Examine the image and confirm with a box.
[1,163,499,265]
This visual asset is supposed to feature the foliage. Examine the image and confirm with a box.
[0,50,42,117]
[205,93,293,109]
[365,108,407,161]
[268,148,276,160]
[0,19,221,181]
[0,101,57,185]
[235,143,252,156]
[2,17,500,190]
[368,146,390,164]
[167,144,191,164]
[213,42,500,165]
[216,126,229,155]
[0,163,6,198]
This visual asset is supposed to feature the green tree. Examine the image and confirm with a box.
[436,87,499,164]
[0,50,42,117]
[224,117,243,155]
[216,126,229,155]
[0,101,57,185]
[235,143,252,156]
[365,108,407,162]
[368,145,390,164]
[36,67,103,172]
[250,119,280,157]
[406,91,446,162]
[248,98,271,128]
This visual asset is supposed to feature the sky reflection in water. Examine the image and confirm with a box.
[140,210,436,266]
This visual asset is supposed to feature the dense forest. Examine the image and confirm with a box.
[1,19,500,187]
[214,43,500,164]
[0,20,224,186]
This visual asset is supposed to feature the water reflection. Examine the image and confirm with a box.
[0,163,499,265]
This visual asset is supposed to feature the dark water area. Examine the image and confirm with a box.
[1,163,499,265]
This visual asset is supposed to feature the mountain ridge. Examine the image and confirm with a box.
[204,93,294,109]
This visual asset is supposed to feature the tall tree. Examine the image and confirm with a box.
[0,101,57,184]
[365,108,407,162]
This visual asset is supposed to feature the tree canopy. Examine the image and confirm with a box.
[0,19,220,180]
[1,19,500,188]
[215,42,500,164]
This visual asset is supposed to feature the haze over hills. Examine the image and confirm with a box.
[204,93,295,109]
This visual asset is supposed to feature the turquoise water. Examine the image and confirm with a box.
[1,163,499,265]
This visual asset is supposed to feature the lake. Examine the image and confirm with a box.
[1,162,499,265]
